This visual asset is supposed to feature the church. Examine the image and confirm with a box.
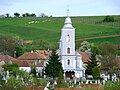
[57,13,85,79]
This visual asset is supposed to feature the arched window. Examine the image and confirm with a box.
[67,47,70,54]
[68,59,70,65]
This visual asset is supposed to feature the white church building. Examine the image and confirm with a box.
[57,15,85,79]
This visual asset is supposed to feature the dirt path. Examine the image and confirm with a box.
[24,34,120,44]
[77,34,120,41]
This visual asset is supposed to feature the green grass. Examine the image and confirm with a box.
[0,15,120,43]
[86,36,120,44]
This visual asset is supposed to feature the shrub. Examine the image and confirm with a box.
[101,80,120,90]
[103,16,115,22]
[40,78,47,86]
[92,66,100,79]
[0,77,25,90]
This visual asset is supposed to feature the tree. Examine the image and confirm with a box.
[40,13,45,17]
[15,46,25,57]
[25,13,30,17]
[14,12,20,17]
[0,35,24,56]
[0,35,16,55]
[3,63,35,86]
[92,66,100,79]
[103,16,115,22]
[22,13,30,17]
[22,14,26,17]
[0,77,25,90]
[85,46,100,76]
[56,69,68,88]
[79,41,92,52]
[3,63,19,77]
[44,52,63,79]
[31,66,36,77]
[99,42,118,80]
[6,13,9,18]
[30,13,36,17]
[32,39,50,50]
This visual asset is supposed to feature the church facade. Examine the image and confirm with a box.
[57,16,85,79]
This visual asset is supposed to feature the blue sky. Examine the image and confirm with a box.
[0,0,120,17]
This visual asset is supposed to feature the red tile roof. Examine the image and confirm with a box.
[18,52,47,60]
[79,52,91,62]
[0,55,17,62]
[12,60,29,67]
[0,54,44,67]
[12,60,44,67]
[36,50,52,56]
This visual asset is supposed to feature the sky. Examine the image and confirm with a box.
[0,0,120,17]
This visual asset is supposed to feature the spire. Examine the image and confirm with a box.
[65,9,71,24]
[62,9,74,29]
[67,9,69,17]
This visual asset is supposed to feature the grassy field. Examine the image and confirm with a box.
[86,36,120,44]
[0,15,120,44]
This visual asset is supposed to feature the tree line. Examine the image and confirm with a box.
[5,12,49,18]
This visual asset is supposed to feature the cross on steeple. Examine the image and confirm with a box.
[67,9,69,17]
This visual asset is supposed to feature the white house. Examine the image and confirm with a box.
[57,15,85,79]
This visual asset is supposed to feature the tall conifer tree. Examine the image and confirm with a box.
[44,52,63,79]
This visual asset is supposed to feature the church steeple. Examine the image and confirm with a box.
[58,10,85,79]
[63,9,74,29]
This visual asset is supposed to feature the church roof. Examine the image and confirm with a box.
[65,16,72,24]
[62,16,74,29]
[79,52,91,62]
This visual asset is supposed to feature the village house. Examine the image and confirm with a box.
[16,50,51,73]
[0,15,6,18]
[0,50,51,74]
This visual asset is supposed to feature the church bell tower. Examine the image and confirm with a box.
[59,9,76,70]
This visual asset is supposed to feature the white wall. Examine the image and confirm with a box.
[19,67,31,73]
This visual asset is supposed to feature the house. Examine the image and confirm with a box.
[35,50,52,57]
[0,15,6,18]
[0,54,18,73]
[0,54,18,64]
[17,50,51,73]
[0,54,44,74]
[18,50,50,61]
[12,60,44,73]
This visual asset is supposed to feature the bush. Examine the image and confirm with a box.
[83,86,95,90]
[0,77,25,90]
[103,16,115,22]
[92,66,100,79]
[100,80,120,90]
[40,78,47,86]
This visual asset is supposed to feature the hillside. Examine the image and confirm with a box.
[0,15,120,43]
